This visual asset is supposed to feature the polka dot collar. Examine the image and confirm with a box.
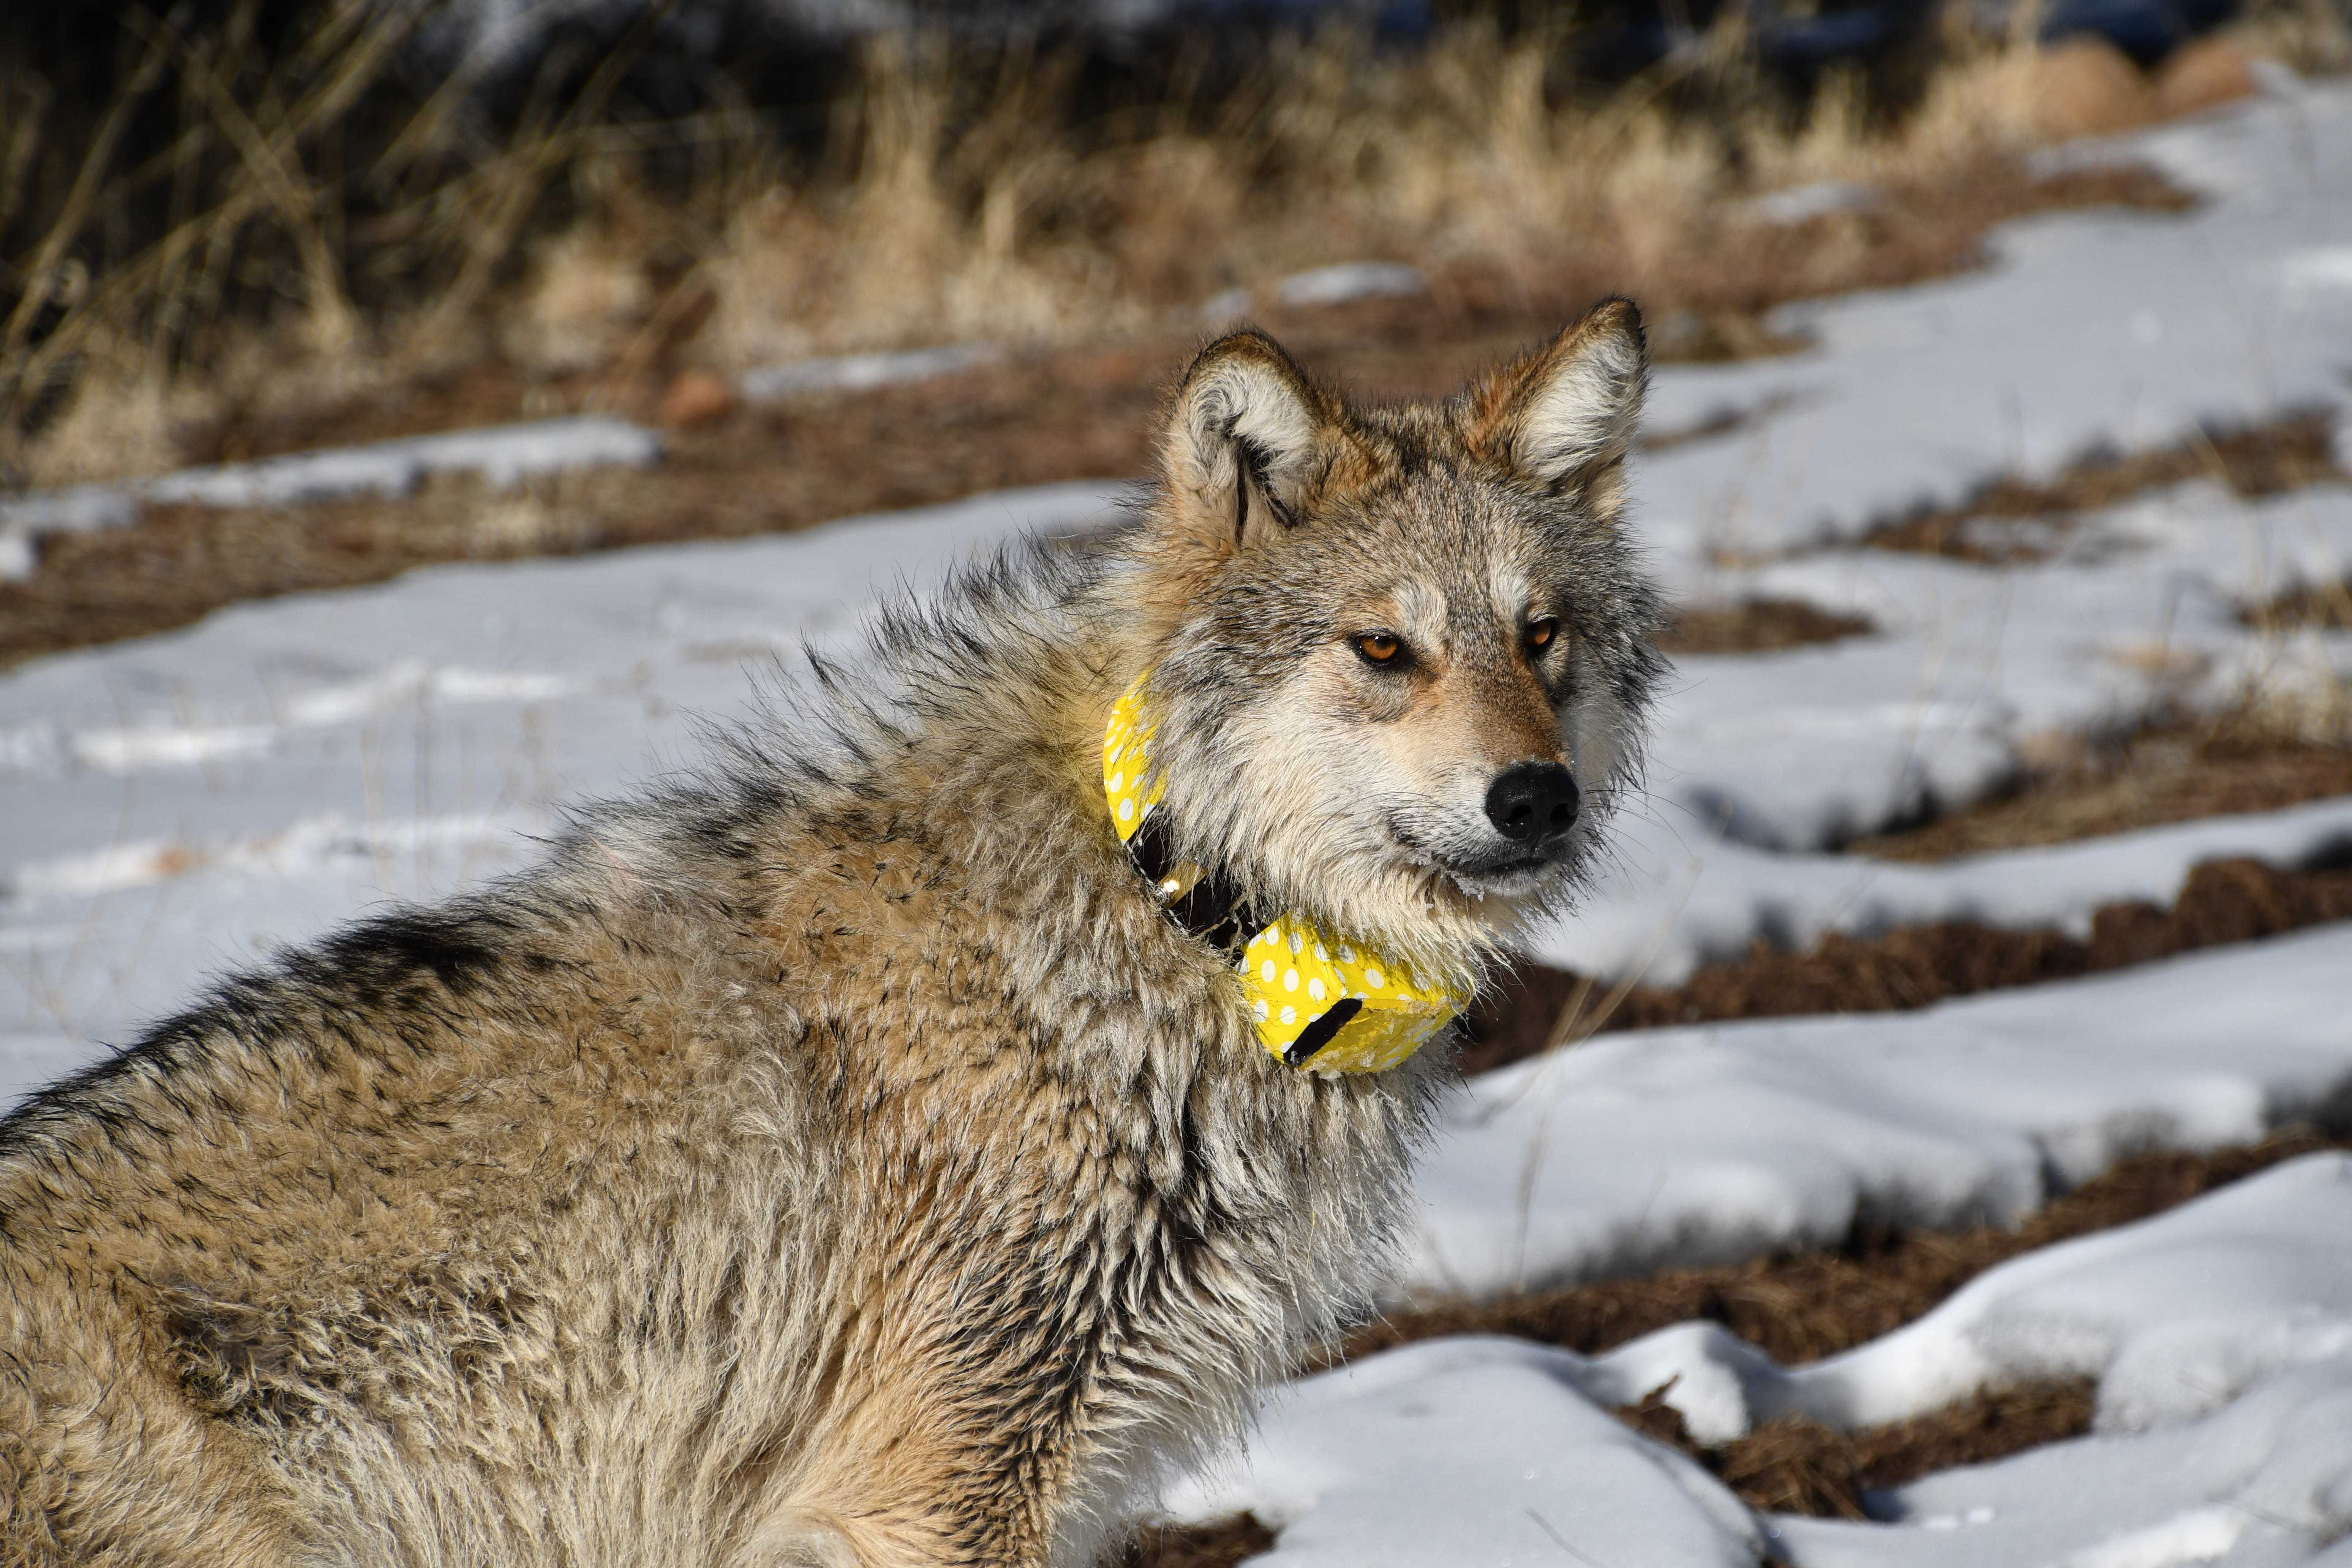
[1104,676,1469,1075]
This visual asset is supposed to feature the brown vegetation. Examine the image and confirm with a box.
[5,2,2213,497]
[0,349,1158,670]
[1111,1516,1279,1568]
[1851,722,2352,860]
[1657,596,1877,654]
[2251,575,2352,632]
[1620,1379,2099,1518]
[1864,410,2346,564]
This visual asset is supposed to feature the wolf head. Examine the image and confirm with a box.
[1113,298,1666,982]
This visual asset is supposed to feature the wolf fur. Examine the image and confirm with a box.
[0,300,1664,1568]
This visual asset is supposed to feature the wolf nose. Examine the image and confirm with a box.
[1485,763,1579,849]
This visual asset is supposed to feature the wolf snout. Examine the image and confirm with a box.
[1484,762,1580,852]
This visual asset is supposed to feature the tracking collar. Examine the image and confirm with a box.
[1103,677,1469,1075]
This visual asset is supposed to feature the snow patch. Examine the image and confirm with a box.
[1273,262,1427,307]
[1407,928,2352,1298]
[738,343,1004,401]
[0,417,662,580]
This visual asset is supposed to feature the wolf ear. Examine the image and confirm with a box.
[1159,331,1330,555]
[1480,297,1647,513]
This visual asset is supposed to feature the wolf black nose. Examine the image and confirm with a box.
[1485,762,1579,849]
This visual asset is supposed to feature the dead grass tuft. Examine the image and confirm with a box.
[1107,1516,1278,1568]
[2250,575,2352,632]
[1658,597,1876,655]
[1620,1380,2099,1518]
[1865,410,2346,564]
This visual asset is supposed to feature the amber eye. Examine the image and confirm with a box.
[1355,632,1402,665]
[1524,618,1559,651]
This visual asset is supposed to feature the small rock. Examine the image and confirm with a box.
[659,369,738,428]
[2032,37,2159,141]
[2156,37,2259,119]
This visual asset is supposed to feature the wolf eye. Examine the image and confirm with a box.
[1355,632,1403,665]
[1524,618,1560,651]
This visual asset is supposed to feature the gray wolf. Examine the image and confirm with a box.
[0,299,1662,1567]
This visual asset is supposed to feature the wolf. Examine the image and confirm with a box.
[0,299,1663,1567]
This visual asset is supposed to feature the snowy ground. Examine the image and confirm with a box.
[7,73,2352,1568]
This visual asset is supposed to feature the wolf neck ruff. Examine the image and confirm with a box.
[1103,678,1470,1074]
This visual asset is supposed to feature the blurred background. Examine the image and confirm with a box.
[4,0,2342,666]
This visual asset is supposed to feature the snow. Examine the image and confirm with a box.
[6,72,2352,1568]
[1631,74,2352,583]
[1179,1157,2352,1568]
[1164,1337,1769,1568]
[0,416,663,580]
[1544,794,2352,986]
[1736,178,1879,225]
[1407,925,2352,1299]
[1272,261,1429,307]
[737,343,1005,401]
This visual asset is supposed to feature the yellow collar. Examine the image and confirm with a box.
[1103,676,1468,1075]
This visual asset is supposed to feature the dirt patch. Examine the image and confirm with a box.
[1109,1516,1278,1568]
[1851,725,2352,861]
[1865,410,2345,564]
[1620,1379,2099,1519]
[1656,598,1876,656]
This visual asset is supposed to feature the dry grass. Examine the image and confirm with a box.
[1864,410,2348,564]
[1108,1516,1279,1568]
[1618,1379,2099,1519]
[1850,721,2352,859]
[3,8,2229,494]
[1658,596,1877,654]
[2252,575,2352,632]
